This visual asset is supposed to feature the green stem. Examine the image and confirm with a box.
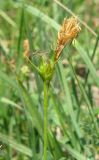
[43,81,48,160]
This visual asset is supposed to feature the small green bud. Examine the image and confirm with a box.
[38,58,55,82]
[21,65,30,76]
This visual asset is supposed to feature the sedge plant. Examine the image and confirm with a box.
[24,17,81,160]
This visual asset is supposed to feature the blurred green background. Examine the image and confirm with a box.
[0,0,99,160]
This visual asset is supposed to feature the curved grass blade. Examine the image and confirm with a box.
[0,97,22,110]
[0,10,16,27]
[57,62,82,139]
[17,79,43,138]
[0,133,32,157]
[63,144,89,160]
[74,40,99,87]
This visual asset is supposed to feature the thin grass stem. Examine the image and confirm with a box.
[43,81,48,160]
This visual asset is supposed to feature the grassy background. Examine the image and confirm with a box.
[0,0,99,159]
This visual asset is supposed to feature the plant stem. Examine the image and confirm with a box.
[43,81,48,160]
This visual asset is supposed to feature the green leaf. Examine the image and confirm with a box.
[74,40,99,87]
[0,97,22,110]
[58,62,82,139]
[0,71,17,88]
[64,144,89,160]
[0,10,16,27]
[0,133,32,157]
[17,79,43,138]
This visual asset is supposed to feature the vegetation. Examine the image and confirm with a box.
[0,0,99,160]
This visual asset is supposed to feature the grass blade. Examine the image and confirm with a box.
[17,79,43,138]
[74,40,99,87]
[0,133,32,157]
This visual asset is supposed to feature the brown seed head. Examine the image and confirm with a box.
[55,17,81,61]
[23,39,30,58]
